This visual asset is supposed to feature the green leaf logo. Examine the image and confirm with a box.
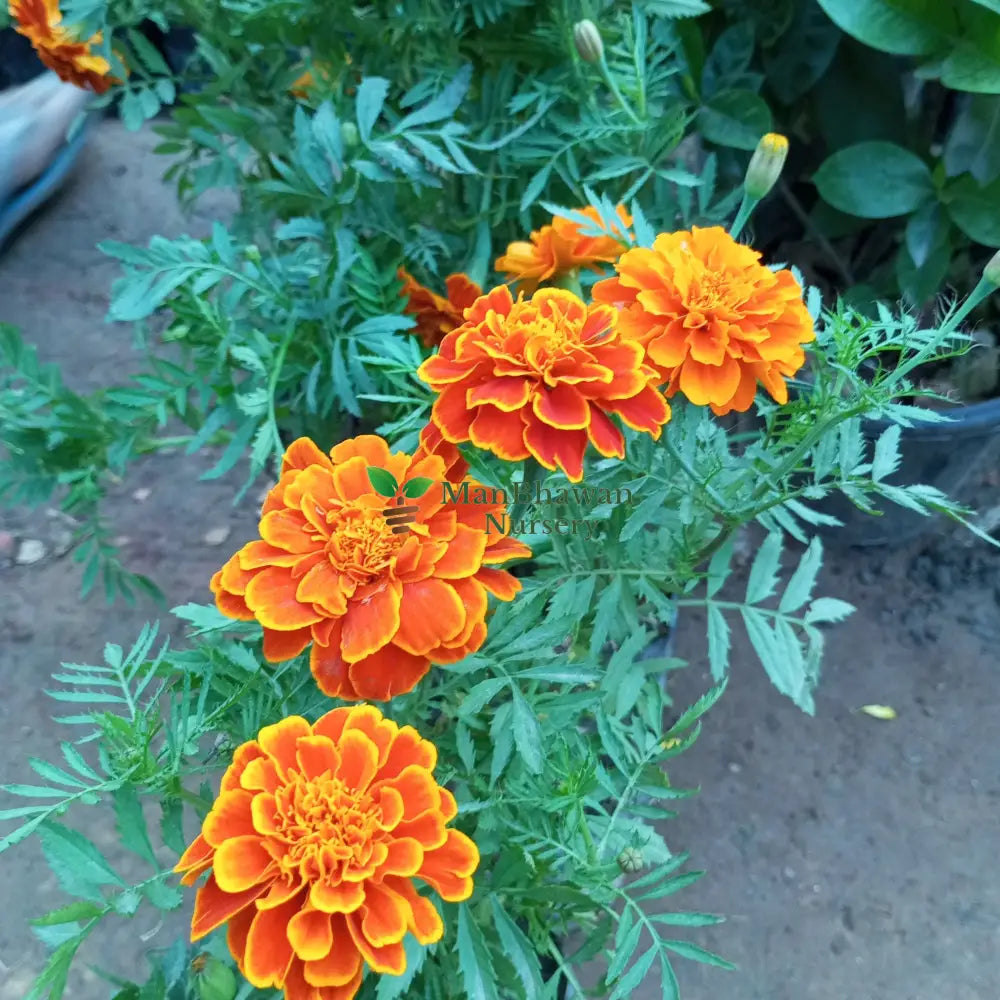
[367,466,400,498]
[403,477,435,499]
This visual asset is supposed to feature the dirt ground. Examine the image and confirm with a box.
[1,120,998,1000]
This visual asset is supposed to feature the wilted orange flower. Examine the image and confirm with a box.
[175,707,479,1000]
[418,286,670,482]
[398,269,483,349]
[9,0,116,93]
[211,435,529,701]
[593,226,815,416]
[495,204,632,293]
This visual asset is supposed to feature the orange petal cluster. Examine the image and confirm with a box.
[210,436,529,701]
[495,204,633,293]
[593,226,815,416]
[417,286,670,482]
[413,422,469,482]
[175,708,478,1000]
[398,269,483,349]
[9,0,116,93]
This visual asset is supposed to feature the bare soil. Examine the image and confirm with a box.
[1,120,998,1000]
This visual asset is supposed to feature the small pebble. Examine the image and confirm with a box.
[132,487,152,502]
[728,762,742,774]
[204,526,232,546]
[15,539,46,565]
[782,866,796,881]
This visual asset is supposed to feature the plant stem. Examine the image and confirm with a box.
[779,180,855,287]
[598,55,643,126]
[729,191,759,241]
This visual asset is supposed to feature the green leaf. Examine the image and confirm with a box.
[945,174,1000,246]
[403,476,435,498]
[763,2,841,104]
[943,95,1000,182]
[367,466,399,497]
[813,0,947,56]
[459,677,508,716]
[490,896,545,996]
[745,531,782,604]
[25,935,84,1000]
[662,939,736,969]
[706,604,730,680]
[356,77,390,144]
[456,902,501,1000]
[510,690,544,774]
[31,901,105,926]
[142,878,184,911]
[609,946,657,999]
[697,90,772,150]
[904,202,947,267]
[606,919,643,985]
[871,424,903,482]
[814,142,934,218]
[805,597,856,623]
[38,822,125,903]
[113,786,157,866]
[778,537,824,614]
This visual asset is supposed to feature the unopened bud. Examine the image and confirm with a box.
[341,121,359,149]
[617,846,644,874]
[573,19,604,64]
[984,249,1000,287]
[196,957,237,1000]
[244,244,261,263]
[744,132,789,200]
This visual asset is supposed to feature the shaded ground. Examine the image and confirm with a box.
[1,120,998,1000]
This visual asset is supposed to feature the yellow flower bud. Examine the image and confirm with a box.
[573,19,604,64]
[744,132,789,200]
[984,249,1000,287]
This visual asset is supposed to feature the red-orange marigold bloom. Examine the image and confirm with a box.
[592,226,815,416]
[9,0,116,93]
[494,204,633,293]
[210,436,529,701]
[417,286,671,483]
[413,422,469,482]
[175,707,479,1000]
[397,268,483,349]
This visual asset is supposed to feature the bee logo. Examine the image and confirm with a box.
[367,467,435,534]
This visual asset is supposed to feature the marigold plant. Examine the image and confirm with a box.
[398,269,483,349]
[210,435,530,701]
[175,707,478,999]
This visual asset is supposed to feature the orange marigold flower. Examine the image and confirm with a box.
[398,268,483,349]
[413,422,469,483]
[175,707,479,1000]
[592,225,815,416]
[9,0,116,93]
[417,286,671,483]
[495,204,633,293]
[210,435,529,701]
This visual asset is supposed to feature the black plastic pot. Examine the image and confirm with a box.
[820,397,1000,547]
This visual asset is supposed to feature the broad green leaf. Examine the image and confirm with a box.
[606,918,643,985]
[943,94,1000,182]
[697,90,772,151]
[813,0,947,56]
[945,174,1000,245]
[763,2,841,104]
[814,142,934,218]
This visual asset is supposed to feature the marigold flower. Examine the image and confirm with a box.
[210,435,529,701]
[9,0,116,93]
[592,226,814,416]
[413,422,469,482]
[398,268,483,349]
[495,204,632,293]
[417,286,671,482]
[175,707,479,1000]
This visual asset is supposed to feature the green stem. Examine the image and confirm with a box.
[507,458,548,527]
[552,268,583,297]
[729,191,759,241]
[598,55,643,126]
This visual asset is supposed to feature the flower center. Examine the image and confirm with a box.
[324,504,406,584]
[690,271,733,311]
[272,772,384,880]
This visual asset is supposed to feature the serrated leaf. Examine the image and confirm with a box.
[745,532,782,604]
[609,946,657,999]
[871,424,902,482]
[456,902,501,1000]
[490,896,545,996]
[606,919,643,985]
[778,536,823,614]
[510,690,544,774]
[706,604,730,681]
[705,536,733,599]
[356,77,390,143]
[459,677,508,716]
[113,786,157,866]
[142,878,184,910]
[38,822,125,903]
[804,597,856,624]
[662,939,736,969]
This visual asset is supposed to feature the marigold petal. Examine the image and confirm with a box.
[302,915,363,986]
[375,764,439,819]
[378,837,425,877]
[439,576,488,647]
[294,561,349,617]
[298,956,363,999]
[215,587,255,621]
[430,382,476,441]
[203,789,257,846]
[310,636,359,700]
[418,829,480,901]
[340,705,397,766]
[340,582,400,661]
[257,876,305,910]
[345,643,431,702]
[522,418,588,482]
[375,785,405,831]
[532,382,590,430]
[242,892,301,987]
[378,728,437,781]
[328,434,392,469]
[382,876,444,945]
[678,355,741,408]
[345,913,407,975]
[262,626,313,663]
[468,405,531,461]
[191,873,268,940]
[292,735,340,781]
[257,715,313,770]
[282,437,336,474]
[334,729,380,792]
[222,741,266,792]
[358,881,409,947]
[467,376,532,411]
[175,832,214,884]
[392,810,447,850]
[287,907,334,962]
[213,835,275,893]
[219,555,255,595]
[259,509,315,553]
[245,566,324,630]
[226,902,256,965]
[392,579,466,656]
[601,385,671,435]
[309,878,366,914]
[240,755,282,793]
[586,406,626,458]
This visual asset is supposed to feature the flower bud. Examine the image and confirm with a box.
[984,249,1000,287]
[573,19,604,64]
[617,846,644,874]
[341,121,359,149]
[196,957,237,1000]
[744,132,789,200]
